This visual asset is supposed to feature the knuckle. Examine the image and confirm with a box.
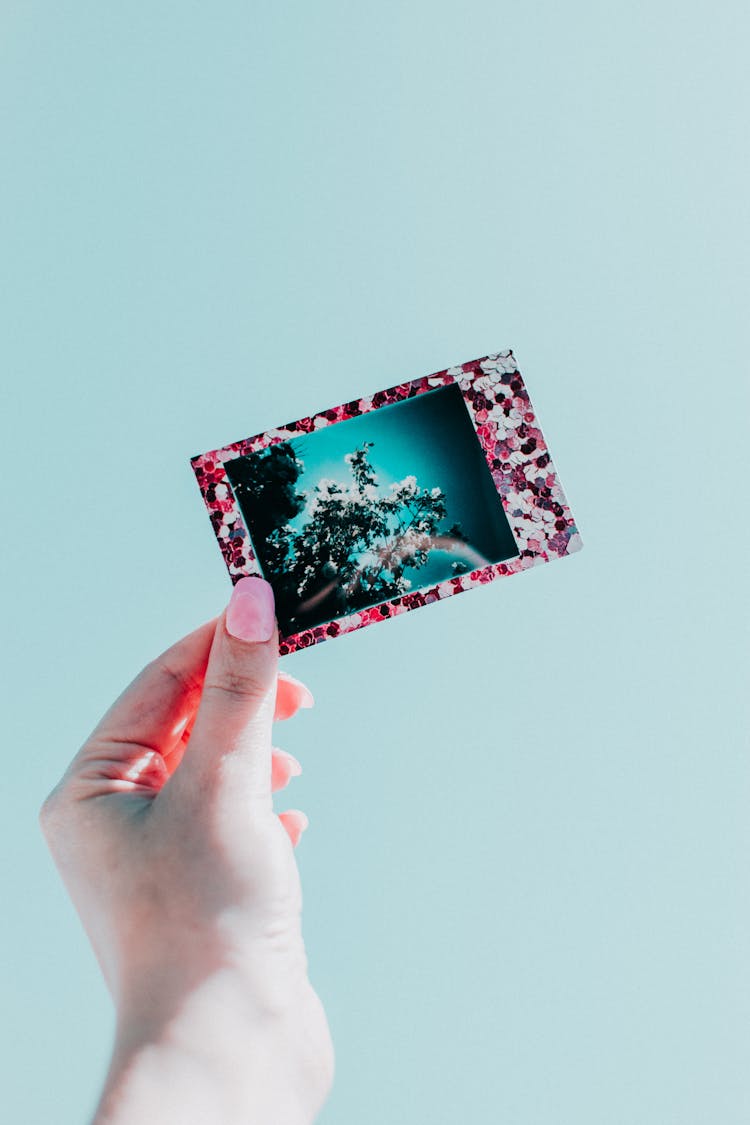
[204,665,271,704]
[150,655,203,697]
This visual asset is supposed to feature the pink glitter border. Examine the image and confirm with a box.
[190,350,583,654]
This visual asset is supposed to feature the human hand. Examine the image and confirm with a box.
[40,577,334,1125]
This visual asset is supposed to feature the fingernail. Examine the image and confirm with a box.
[273,747,303,777]
[226,577,276,643]
[280,750,303,777]
[284,673,315,708]
[280,809,309,847]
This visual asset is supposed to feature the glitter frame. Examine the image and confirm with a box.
[190,350,583,654]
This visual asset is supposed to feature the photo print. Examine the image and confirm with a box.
[223,383,519,636]
[191,351,583,653]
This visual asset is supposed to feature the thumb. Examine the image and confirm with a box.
[173,577,279,804]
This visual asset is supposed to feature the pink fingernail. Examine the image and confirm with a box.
[273,748,303,777]
[282,751,303,777]
[284,673,315,708]
[280,809,309,847]
[226,577,276,643]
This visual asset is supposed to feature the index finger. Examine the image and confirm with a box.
[83,618,217,762]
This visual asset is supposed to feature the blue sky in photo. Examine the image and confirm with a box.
[278,385,518,587]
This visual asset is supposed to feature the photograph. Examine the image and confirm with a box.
[224,383,520,635]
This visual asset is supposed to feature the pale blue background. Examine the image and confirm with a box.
[1,2,748,1123]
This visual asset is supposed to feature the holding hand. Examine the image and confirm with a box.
[40,577,334,1125]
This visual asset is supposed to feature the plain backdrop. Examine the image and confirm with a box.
[2,3,748,1123]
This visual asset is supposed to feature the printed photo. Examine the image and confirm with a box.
[224,383,519,635]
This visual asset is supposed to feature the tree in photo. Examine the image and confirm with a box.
[224,443,308,612]
[268,441,469,627]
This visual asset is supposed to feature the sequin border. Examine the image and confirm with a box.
[190,350,583,654]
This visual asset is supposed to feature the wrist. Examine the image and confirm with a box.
[94,970,329,1125]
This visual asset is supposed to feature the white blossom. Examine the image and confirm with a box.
[393,474,417,495]
[315,478,342,496]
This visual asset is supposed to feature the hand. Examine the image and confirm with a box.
[40,577,334,1125]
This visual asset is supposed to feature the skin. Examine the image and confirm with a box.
[40,581,334,1124]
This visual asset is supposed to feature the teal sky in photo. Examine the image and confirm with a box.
[279,384,518,589]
